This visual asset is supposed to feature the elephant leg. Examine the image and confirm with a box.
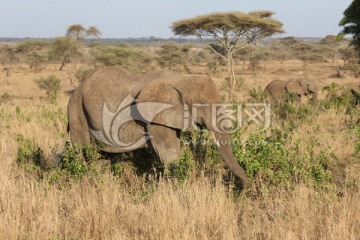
[146,124,180,168]
[68,106,90,147]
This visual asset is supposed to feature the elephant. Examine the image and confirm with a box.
[264,78,318,104]
[67,66,248,186]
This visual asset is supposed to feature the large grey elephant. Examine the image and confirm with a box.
[264,78,318,104]
[67,67,248,186]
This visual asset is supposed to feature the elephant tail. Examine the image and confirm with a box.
[66,101,71,133]
[67,121,70,133]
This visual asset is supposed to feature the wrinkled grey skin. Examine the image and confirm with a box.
[264,78,318,104]
[68,66,248,187]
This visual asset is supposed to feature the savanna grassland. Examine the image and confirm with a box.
[0,37,360,239]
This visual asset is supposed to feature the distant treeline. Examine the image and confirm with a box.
[0,37,323,45]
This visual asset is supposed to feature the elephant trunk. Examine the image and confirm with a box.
[212,131,248,187]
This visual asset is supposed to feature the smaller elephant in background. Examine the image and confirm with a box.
[264,78,318,104]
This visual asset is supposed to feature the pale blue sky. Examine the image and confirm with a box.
[0,0,353,38]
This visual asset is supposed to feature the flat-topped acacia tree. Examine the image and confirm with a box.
[66,24,102,69]
[66,24,102,42]
[171,11,284,100]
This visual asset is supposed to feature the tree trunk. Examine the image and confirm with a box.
[227,54,236,102]
[60,56,67,71]
[226,52,237,102]
[230,54,236,101]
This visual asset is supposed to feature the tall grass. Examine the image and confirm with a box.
[0,165,358,239]
[0,89,359,239]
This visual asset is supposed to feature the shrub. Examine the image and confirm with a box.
[112,161,136,177]
[59,144,100,178]
[59,145,88,177]
[272,95,314,126]
[16,39,49,71]
[249,86,267,102]
[206,62,219,76]
[90,43,154,74]
[273,101,297,121]
[16,135,43,171]
[168,147,195,182]
[352,126,360,159]
[75,68,91,82]
[231,130,335,195]
[35,75,61,104]
[355,142,360,158]
[156,41,184,70]
[1,92,10,100]
[345,59,360,78]
[322,83,358,109]
[48,36,79,70]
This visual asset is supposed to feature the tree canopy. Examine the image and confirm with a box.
[172,11,283,42]
[339,0,360,56]
[66,24,101,41]
[171,11,284,100]
[49,37,79,70]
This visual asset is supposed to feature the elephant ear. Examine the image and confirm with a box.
[285,80,305,95]
[136,82,184,130]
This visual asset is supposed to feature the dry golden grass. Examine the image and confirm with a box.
[0,162,359,239]
[0,60,359,239]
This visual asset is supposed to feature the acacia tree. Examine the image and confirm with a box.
[49,37,79,70]
[66,24,101,68]
[16,39,49,71]
[171,11,283,100]
[157,42,195,72]
[339,0,360,56]
[66,24,101,42]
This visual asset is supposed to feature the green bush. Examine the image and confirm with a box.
[112,161,136,177]
[322,82,358,109]
[75,68,91,83]
[231,130,334,194]
[156,41,184,70]
[16,39,49,71]
[16,138,103,185]
[1,92,10,100]
[352,126,360,159]
[59,145,88,177]
[90,43,154,74]
[35,75,61,104]
[283,91,300,103]
[249,86,267,102]
[17,135,43,171]
[180,130,225,179]
[272,98,314,126]
[206,62,219,76]
[271,92,305,123]
[59,144,100,178]
[355,143,360,158]
[273,101,297,121]
[169,147,195,182]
